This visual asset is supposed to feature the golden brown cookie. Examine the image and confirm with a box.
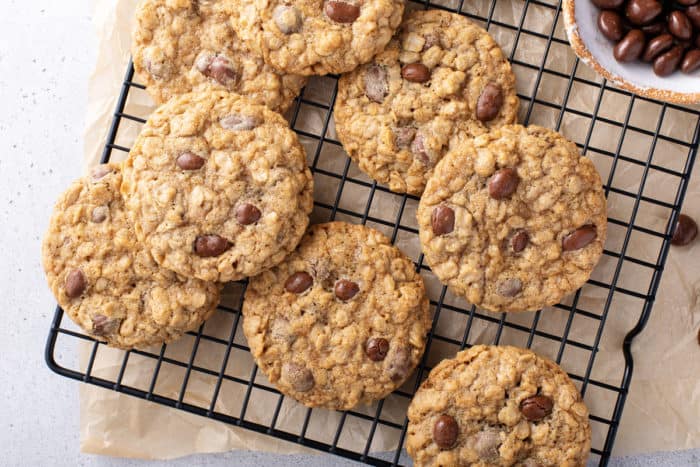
[232,0,405,75]
[242,222,431,410]
[132,0,306,112]
[407,345,591,466]
[42,164,221,349]
[417,125,607,312]
[121,91,313,282]
[335,9,519,195]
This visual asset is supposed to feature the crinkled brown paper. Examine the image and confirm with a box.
[80,0,700,459]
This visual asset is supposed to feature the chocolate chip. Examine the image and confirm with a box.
[669,11,693,40]
[488,168,519,200]
[220,114,259,131]
[497,278,522,297]
[205,55,237,85]
[511,230,529,253]
[671,214,698,246]
[92,314,119,336]
[562,225,597,251]
[194,234,231,257]
[364,65,388,103]
[65,269,86,298]
[681,49,700,73]
[614,30,646,62]
[520,395,554,421]
[335,279,359,301]
[598,10,625,41]
[394,127,416,148]
[697,327,700,346]
[476,83,504,122]
[285,271,313,293]
[642,33,674,62]
[653,45,683,76]
[433,414,459,449]
[679,0,699,4]
[625,0,662,26]
[273,5,302,34]
[324,1,360,23]
[88,206,108,224]
[592,0,624,7]
[281,362,314,392]
[410,132,435,166]
[688,5,700,28]
[641,21,667,36]
[387,347,411,382]
[431,205,455,236]
[176,152,206,170]
[401,63,431,83]
[366,337,389,361]
[91,165,112,181]
[235,203,261,225]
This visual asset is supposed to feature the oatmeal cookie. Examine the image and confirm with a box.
[242,222,431,410]
[417,125,607,312]
[335,9,519,195]
[407,345,591,466]
[121,91,313,282]
[42,164,221,349]
[232,0,404,75]
[132,0,306,112]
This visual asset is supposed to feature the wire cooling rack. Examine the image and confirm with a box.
[45,0,700,465]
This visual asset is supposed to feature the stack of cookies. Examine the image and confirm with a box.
[42,1,605,464]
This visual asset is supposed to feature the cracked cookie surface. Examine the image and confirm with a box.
[407,345,591,466]
[232,0,404,75]
[121,91,313,282]
[132,0,306,112]
[417,125,607,312]
[42,164,221,349]
[242,222,430,410]
[335,9,519,195]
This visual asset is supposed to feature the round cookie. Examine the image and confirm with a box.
[42,164,221,349]
[132,0,306,112]
[232,0,404,75]
[406,345,591,466]
[121,91,313,283]
[242,222,431,410]
[335,9,519,195]
[417,125,607,312]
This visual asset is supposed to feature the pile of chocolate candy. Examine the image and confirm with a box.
[594,0,700,76]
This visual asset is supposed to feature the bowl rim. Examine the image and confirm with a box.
[562,0,700,105]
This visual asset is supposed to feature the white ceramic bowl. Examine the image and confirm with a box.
[563,0,700,104]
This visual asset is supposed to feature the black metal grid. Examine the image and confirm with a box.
[45,0,700,465]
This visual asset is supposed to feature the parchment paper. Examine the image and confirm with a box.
[79,0,700,459]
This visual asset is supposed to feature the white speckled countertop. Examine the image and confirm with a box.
[1,1,698,465]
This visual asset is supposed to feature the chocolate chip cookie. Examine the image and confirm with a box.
[232,0,404,75]
[132,0,306,112]
[417,125,607,312]
[407,345,591,466]
[42,164,221,349]
[121,91,313,282]
[242,222,430,410]
[334,9,519,195]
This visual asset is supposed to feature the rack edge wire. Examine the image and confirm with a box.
[44,3,700,463]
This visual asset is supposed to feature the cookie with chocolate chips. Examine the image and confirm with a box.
[121,91,313,282]
[132,0,306,112]
[231,0,404,75]
[242,222,430,410]
[417,124,607,313]
[42,164,221,349]
[406,345,591,466]
[334,9,519,195]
